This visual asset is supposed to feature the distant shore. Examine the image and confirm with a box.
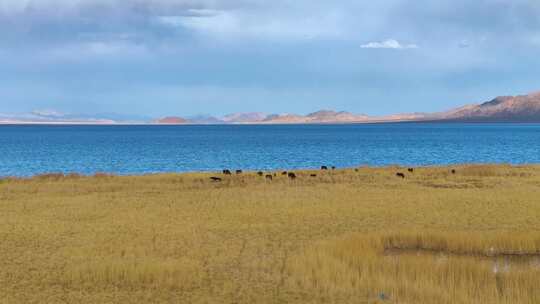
[3,119,540,126]
[3,120,540,126]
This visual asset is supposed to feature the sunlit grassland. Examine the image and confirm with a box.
[1,165,540,303]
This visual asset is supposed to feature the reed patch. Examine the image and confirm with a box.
[287,232,540,303]
[1,164,540,303]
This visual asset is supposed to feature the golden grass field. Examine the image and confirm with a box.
[2,165,540,303]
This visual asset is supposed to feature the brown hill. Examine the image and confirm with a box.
[222,112,267,123]
[261,110,370,124]
[155,117,189,124]
[262,113,308,123]
[306,110,369,122]
[435,91,540,122]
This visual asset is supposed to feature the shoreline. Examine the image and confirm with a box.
[3,120,540,126]
[3,163,538,180]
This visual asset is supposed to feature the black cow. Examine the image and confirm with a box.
[321,166,328,170]
[281,171,288,175]
[257,171,264,176]
[310,174,317,177]
[408,168,414,173]
[288,172,297,179]
[396,172,405,178]
[265,174,273,180]
[223,169,232,175]
[451,169,456,174]
[210,177,222,182]
[354,168,359,172]
[236,170,243,174]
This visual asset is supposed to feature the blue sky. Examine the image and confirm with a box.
[1,0,540,117]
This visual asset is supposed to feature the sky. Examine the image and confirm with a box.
[1,0,540,118]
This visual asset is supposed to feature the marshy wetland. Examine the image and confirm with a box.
[1,165,540,303]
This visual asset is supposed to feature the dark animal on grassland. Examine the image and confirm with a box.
[281,171,288,175]
[288,172,297,179]
[265,174,273,180]
[236,170,243,174]
[210,177,222,182]
[310,174,317,177]
[396,172,405,178]
[451,169,456,174]
[321,166,328,170]
[408,168,414,173]
[223,169,232,175]
[331,166,336,170]
[257,171,264,176]
[354,168,359,172]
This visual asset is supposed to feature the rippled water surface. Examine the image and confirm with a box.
[1,123,539,176]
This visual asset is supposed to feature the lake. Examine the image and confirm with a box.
[1,123,539,177]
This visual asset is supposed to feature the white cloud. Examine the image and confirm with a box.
[360,39,418,49]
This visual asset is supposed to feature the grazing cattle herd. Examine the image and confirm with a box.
[210,166,457,182]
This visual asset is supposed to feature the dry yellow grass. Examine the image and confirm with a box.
[1,165,540,303]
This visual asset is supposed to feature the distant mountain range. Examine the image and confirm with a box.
[156,91,540,124]
[3,91,540,125]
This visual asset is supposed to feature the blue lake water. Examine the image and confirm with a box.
[0,123,539,177]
